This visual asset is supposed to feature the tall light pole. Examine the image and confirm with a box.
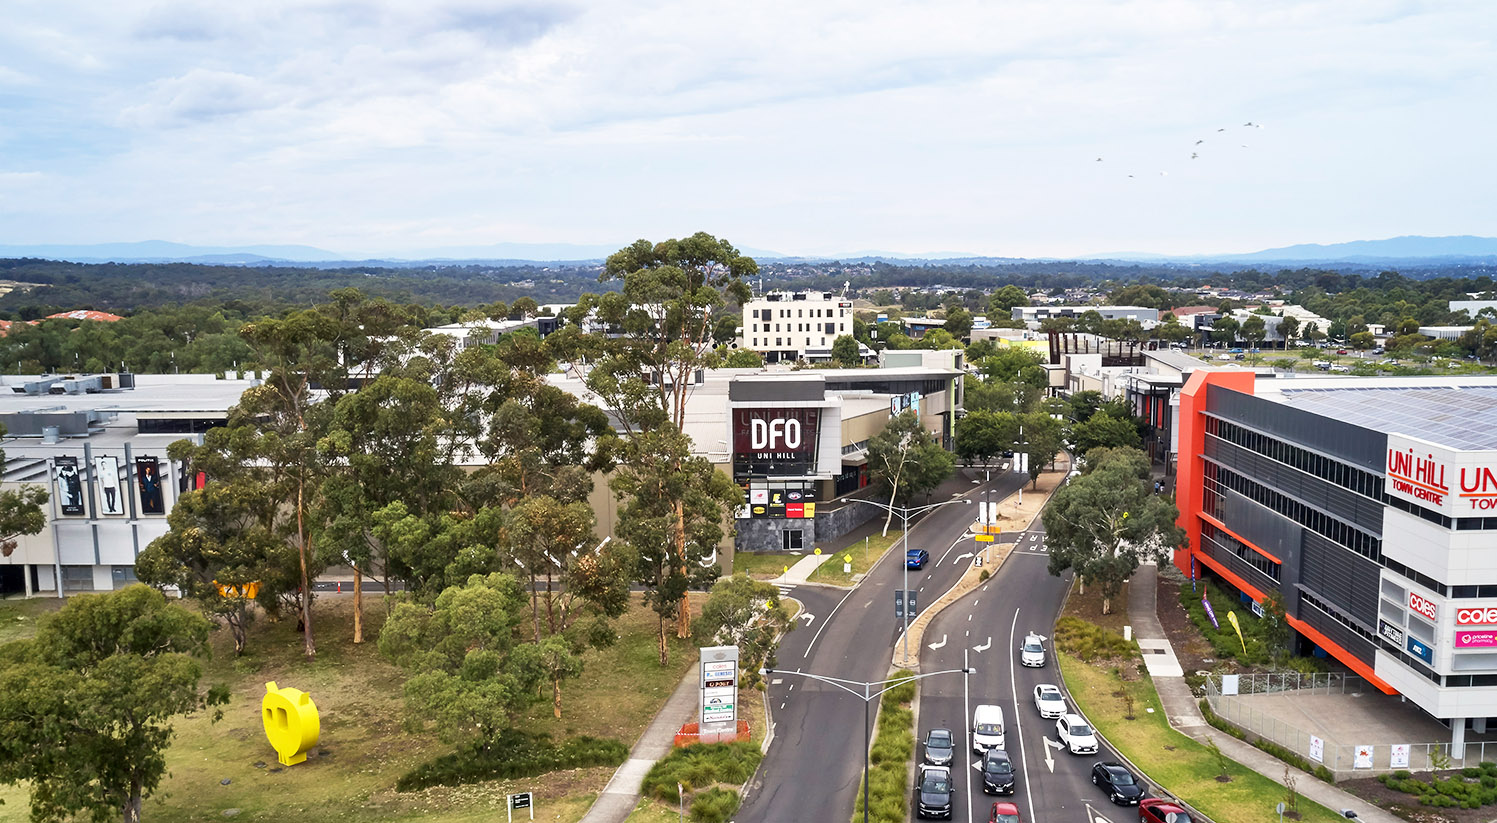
[846,496,973,664]
[765,665,975,823]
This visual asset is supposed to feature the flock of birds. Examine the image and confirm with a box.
[1097,121,1265,177]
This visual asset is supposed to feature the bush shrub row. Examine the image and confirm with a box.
[1053,616,1138,662]
[641,741,763,804]
[1379,761,1497,809]
[1198,698,1332,783]
[854,669,917,823]
[397,731,628,792]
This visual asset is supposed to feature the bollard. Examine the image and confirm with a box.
[1124,625,1132,642]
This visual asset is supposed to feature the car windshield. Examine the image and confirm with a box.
[1071,723,1092,736]
[923,776,950,793]
[928,731,951,745]
[1039,689,1060,700]
[986,758,1012,774]
[1110,769,1135,785]
[975,722,1001,734]
[1023,641,1042,652]
[994,815,1019,823]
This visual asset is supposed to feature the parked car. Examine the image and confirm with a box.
[1092,761,1146,805]
[1056,713,1098,754]
[1032,684,1066,718]
[923,728,954,766]
[1229,348,1243,353]
[1234,354,1245,360]
[906,548,930,569]
[987,801,1020,823]
[980,748,1015,795]
[1140,798,1196,822]
[1019,633,1046,668]
[915,765,953,819]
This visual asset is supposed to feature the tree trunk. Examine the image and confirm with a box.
[675,499,691,640]
[657,612,669,666]
[124,776,143,823]
[545,569,557,636]
[530,569,542,642]
[353,569,363,644]
[882,476,900,537]
[297,477,315,660]
[553,675,563,719]
[1101,596,1111,615]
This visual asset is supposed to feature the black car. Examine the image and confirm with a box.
[1091,761,1146,805]
[980,748,1015,795]
[915,765,953,819]
[923,728,955,766]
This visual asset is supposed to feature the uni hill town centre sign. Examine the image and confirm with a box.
[1385,433,1497,517]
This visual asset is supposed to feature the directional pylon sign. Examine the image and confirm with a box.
[699,645,739,742]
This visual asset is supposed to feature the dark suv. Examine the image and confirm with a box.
[915,765,953,819]
[981,748,1015,795]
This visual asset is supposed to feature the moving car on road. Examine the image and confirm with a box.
[1091,761,1146,805]
[1019,633,1046,668]
[907,548,930,569]
[923,728,954,766]
[987,801,1020,822]
[1032,684,1066,718]
[915,765,953,819]
[1140,798,1196,822]
[1056,713,1098,754]
[972,704,1006,752]
[980,748,1015,795]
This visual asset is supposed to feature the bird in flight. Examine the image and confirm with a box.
[1191,152,1198,159]
[1195,139,1204,145]
[1096,157,1103,162]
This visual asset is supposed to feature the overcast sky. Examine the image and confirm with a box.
[1,1,1492,258]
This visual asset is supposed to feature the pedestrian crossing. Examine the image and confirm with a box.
[776,584,795,598]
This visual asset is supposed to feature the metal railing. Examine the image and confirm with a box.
[1203,673,1497,779]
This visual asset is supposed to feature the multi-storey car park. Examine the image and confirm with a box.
[1175,371,1497,750]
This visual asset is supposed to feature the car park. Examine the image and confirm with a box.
[1032,684,1066,718]
[1140,798,1196,822]
[1019,633,1046,668]
[987,801,1020,823]
[923,728,954,766]
[1056,713,1098,754]
[980,748,1015,795]
[915,765,953,819]
[1091,761,1146,805]
[906,548,929,569]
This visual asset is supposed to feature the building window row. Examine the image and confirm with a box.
[1376,637,1442,683]
[1205,416,1383,500]
[1201,522,1281,581]
[1299,588,1377,646]
[1381,556,1448,597]
[1204,458,1382,560]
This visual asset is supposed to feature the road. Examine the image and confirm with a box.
[917,523,1134,823]
[737,470,1028,823]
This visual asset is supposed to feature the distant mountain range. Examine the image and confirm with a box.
[2,235,1496,267]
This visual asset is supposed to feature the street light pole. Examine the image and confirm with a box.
[765,666,975,823]
[845,496,973,664]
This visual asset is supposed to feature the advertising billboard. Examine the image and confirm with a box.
[136,456,165,515]
[54,456,84,516]
[1386,433,1497,518]
[732,408,820,479]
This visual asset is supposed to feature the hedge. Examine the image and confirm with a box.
[396,731,627,791]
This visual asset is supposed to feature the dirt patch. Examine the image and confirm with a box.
[1156,572,1231,679]
[1340,774,1496,823]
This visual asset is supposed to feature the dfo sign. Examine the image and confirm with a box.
[749,417,803,451]
[732,408,821,480]
[1409,591,1439,622]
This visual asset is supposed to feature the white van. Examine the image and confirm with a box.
[972,704,1005,753]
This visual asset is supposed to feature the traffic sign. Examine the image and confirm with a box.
[907,590,917,614]
[975,534,995,543]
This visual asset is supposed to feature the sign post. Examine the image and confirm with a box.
[699,646,739,743]
[507,792,533,822]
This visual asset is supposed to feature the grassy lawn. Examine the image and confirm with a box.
[0,596,61,645]
[1060,653,1347,823]
[0,593,695,823]
[808,531,903,585]
[731,551,799,580]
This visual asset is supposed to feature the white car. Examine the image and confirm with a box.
[1057,713,1098,755]
[1019,633,1046,668]
[1033,684,1066,719]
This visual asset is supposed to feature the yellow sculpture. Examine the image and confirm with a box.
[262,681,320,766]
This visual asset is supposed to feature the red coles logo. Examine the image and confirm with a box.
[1409,592,1439,622]
[1457,608,1497,626]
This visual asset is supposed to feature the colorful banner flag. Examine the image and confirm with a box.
[1202,595,1220,629]
[1227,610,1247,654]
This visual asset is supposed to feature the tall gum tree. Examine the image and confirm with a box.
[549,233,754,664]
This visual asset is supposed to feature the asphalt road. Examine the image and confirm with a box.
[737,470,1029,823]
[918,523,1139,823]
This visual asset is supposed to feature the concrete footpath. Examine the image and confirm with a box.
[581,666,700,823]
[1127,562,1399,823]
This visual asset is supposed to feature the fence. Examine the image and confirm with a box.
[1203,672,1497,780]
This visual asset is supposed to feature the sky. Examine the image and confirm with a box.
[0,0,1493,259]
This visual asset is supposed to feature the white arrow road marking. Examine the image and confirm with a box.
[1086,802,1115,823]
[798,613,815,626]
[1043,737,1062,773]
[928,634,948,650]
[974,637,992,652]
[971,758,982,772]
[953,552,973,565]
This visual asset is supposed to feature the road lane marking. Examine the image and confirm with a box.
[974,637,991,652]
[1009,608,1037,823]
[928,634,948,650]
[803,585,858,658]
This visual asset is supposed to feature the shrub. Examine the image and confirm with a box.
[854,669,917,823]
[1053,616,1138,662]
[397,732,627,791]
[641,742,763,802]
[690,787,741,823]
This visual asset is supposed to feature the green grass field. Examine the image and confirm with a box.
[1060,653,1348,823]
[730,551,798,579]
[808,531,904,585]
[0,593,696,823]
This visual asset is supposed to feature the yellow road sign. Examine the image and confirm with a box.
[975,534,995,543]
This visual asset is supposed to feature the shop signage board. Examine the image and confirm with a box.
[732,408,821,479]
[1378,620,1405,646]
[1456,630,1497,649]
[699,646,739,730]
[1386,433,1497,517]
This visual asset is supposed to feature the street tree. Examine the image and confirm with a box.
[942,307,973,340]
[1350,331,1376,350]
[831,334,860,366]
[1154,314,1191,345]
[1020,412,1065,486]
[1070,411,1141,455]
[549,233,754,659]
[1240,315,1267,349]
[1211,316,1240,346]
[696,573,793,691]
[722,348,764,368]
[1042,450,1186,614]
[0,425,48,558]
[0,585,227,823]
[1278,315,1300,348]
[955,409,1014,469]
[867,411,955,534]
[1303,321,1326,344]
[988,284,1029,317]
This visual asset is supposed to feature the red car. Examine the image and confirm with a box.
[988,801,1020,823]
[1140,798,1195,823]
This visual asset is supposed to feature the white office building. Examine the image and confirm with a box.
[742,290,855,363]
